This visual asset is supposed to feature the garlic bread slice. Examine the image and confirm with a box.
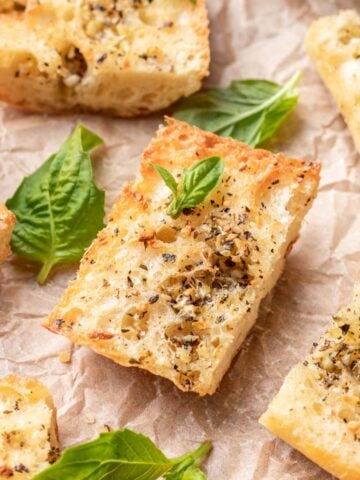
[306,10,360,153]
[0,375,59,479]
[44,118,320,395]
[260,282,360,480]
[0,0,209,116]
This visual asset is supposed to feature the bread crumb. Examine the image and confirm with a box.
[85,413,96,424]
[58,350,72,363]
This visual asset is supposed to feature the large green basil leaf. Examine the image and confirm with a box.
[173,72,301,147]
[32,430,211,480]
[6,124,105,284]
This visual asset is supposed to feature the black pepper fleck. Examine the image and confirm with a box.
[149,295,159,304]
[162,253,176,263]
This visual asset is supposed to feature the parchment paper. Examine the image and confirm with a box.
[0,1,359,478]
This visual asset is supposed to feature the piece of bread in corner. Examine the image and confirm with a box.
[0,202,15,264]
[0,0,209,116]
[44,118,320,396]
[0,375,59,479]
[260,281,360,480]
[306,10,360,153]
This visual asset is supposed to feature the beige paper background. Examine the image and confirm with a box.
[1,1,359,478]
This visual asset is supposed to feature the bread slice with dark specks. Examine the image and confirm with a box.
[260,281,360,480]
[44,118,320,395]
[0,0,209,116]
[0,375,59,479]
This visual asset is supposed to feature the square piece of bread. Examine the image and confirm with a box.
[306,10,360,153]
[0,375,59,479]
[260,282,360,479]
[0,0,209,116]
[44,118,320,395]
[0,202,15,264]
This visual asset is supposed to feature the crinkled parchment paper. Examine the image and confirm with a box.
[1,1,359,478]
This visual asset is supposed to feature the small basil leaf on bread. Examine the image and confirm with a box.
[151,156,224,218]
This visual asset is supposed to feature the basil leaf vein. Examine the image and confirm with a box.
[173,71,301,147]
[6,124,105,284]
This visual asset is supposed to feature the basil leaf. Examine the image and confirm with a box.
[150,162,178,195]
[151,157,224,219]
[172,156,224,217]
[6,124,105,284]
[173,71,301,147]
[32,430,211,480]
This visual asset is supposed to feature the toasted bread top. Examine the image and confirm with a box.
[45,118,320,395]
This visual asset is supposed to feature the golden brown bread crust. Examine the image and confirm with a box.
[0,202,15,264]
[260,281,360,479]
[44,118,320,395]
[0,0,209,116]
[306,10,360,153]
[0,375,59,479]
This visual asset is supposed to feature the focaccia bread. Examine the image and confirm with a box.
[260,281,360,480]
[0,202,15,263]
[0,0,209,116]
[0,375,59,479]
[44,118,320,396]
[306,10,360,153]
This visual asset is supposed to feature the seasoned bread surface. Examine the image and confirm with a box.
[0,375,59,479]
[260,282,360,480]
[0,202,15,263]
[306,10,360,153]
[45,118,320,395]
[0,0,209,116]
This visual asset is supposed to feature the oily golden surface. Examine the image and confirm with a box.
[45,118,320,395]
[0,0,209,116]
[260,282,360,480]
